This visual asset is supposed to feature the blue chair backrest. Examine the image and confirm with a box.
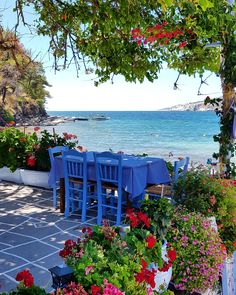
[48,146,69,167]
[62,150,87,181]
[94,152,122,186]
[173,157,189,183]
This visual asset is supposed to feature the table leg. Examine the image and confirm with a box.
[59,178,65,213]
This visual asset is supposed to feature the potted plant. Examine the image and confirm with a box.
[59,214,176,294]
[0,127,34,183]
[166,207,227,294]
[125,208,176,293]
[58,221,175,294]
[20,129,78,188]
[173,170,236,255]
[0,126,78,188]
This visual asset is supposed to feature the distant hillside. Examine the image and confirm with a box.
[160,100,215,111]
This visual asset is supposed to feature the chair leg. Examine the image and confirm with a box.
[64,194,70,218]
[116,193,122,226]
[97,193,103,225]
[53,186,57,209]
[81,190,87,223]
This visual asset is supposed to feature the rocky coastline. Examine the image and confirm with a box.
[15,115,74,127]
[159,100,215,111]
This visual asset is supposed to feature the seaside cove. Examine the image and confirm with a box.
[43,111,220,164]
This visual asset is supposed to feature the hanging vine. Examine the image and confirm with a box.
[205,96,236,178]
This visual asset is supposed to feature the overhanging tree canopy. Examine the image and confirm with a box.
[13,0,236,175]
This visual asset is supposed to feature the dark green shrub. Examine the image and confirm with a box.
[173,170,236,254]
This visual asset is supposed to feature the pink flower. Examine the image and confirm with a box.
[34,126,40,132]
[146,287,153,295]
[85,265,94,276]
[181,235,188,242]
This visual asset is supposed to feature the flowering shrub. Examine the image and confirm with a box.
[173,170,236,253]
[27,129,78,171]
[140,198,174,241]
[58,216,176,295]
[0,127,78,171]
[59,225,145,294]
[0,127,35,171]
[166,208,227,293]
[52,282,88,295]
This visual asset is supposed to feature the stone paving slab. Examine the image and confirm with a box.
[0,181,87,293]
[0,214,29,226]
[42,232,81,249]
[0,232,35,247]
[6,263,53,292]
[0,274,18,293]
[0,252,28,273]
[5,240,58,262]
[0,243,12,251]
[10,219,61,239]
[37,252,65,270]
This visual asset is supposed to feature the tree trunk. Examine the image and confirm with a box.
[2,87,6,104]
[220,79,236,175]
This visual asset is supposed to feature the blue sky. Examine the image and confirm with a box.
[1,0,222,111]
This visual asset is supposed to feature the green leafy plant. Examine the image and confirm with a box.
[0,127,78,172]
[28,129,78,171]
[0,127,35,171]
[166,207,227,293]
[141,198,174,241]
[59,226,147,295]
[59,217,175,295]
[173,170,236,254]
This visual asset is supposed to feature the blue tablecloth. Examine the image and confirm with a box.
[48,152,171,200]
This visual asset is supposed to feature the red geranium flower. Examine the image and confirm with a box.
[146,235,156,249]
[137,211,150,228]
[167,248,177,263]
[91,285,101,295]
[15,269,34,287]
[26,154,36,167]
[64,239,76,247]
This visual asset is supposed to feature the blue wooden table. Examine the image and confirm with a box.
[48,151,170,201]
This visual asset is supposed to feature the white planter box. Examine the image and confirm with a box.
[20,169,50,189]
[0,167,23,184]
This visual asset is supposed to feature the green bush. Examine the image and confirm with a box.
[0,128,35,171]
[0,127,78,172]
[173,170,236,254]
[141,198,174,241]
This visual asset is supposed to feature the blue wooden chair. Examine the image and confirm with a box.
[62,150,96,222]
[94,151,125,226]
[48,146,69,209]
[146,157,190,199]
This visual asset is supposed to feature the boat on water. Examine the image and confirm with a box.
[73,117,89,121]
[90,114,110,121]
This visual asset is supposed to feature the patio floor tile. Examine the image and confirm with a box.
[0,252,28,273]
[5,241,59,262]
[42,232,80,249]
[0,242,12,251]
[0,232,35,247]
[29,210,64,223]
[0,274,18,293]
[10,219,61,239]
[37,252,64,270]
[0,214,29,226]
[6,263,53,292]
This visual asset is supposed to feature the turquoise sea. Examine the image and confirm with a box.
[47,111,220,164]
